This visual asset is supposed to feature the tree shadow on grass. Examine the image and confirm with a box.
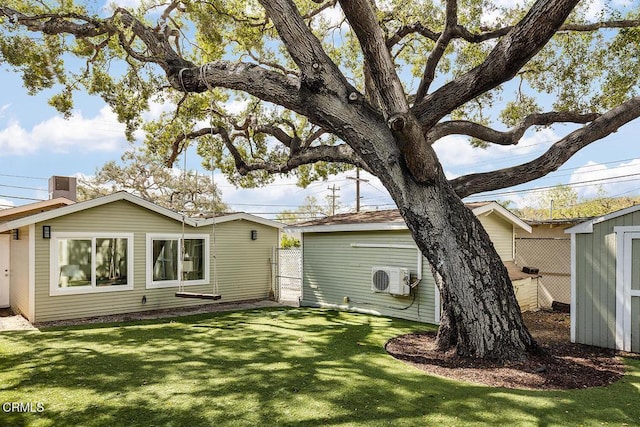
[0,308,639,426]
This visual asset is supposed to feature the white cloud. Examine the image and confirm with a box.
[0,106,128,156]
[225,99,250,115]
[142,98,176,121]
[481,0,527,26]
[0,104,9,118]
[104,0,142,8]
[0,122,31,155]
[569,159,640,199]
[582,0,607,21]
[318,4,345,27]
[433,128,558,170]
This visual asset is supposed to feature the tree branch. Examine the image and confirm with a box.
[178,61,302,107]
[340,0,408,118]
[386,22,439,49]
[428,111,599,145]
[450,97,640,198]
[302,0,338,20]
[415,0,457,102]
[561,19,640,32]
[412,0,581,130]
[387,19,640,49]
[340,0,441,183]
[0,7,111,37]
[166,127,215,166]
[232,144,369,175]
[257,0,347,92]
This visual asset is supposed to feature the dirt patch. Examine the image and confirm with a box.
[386,310,635,390]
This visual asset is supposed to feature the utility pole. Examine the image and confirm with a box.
[327,184,340,216]
[347,168,369,212]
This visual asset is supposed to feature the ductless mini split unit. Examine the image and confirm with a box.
[371,266,410,296]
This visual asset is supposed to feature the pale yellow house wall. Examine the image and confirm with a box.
[9,226,30,318]
[32,200,278,322]
[477,214,514,261]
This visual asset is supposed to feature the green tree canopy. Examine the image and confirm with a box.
[276,195,338,224]
[516,185,640,220]
[78,149,227,215]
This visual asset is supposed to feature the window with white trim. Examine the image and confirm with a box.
[146,234,209,288]
[50,233,134,295]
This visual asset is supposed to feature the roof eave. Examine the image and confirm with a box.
[471,202,532,233]
[565,204,640,234]
[286,222,407,233]
[0,192,197,233]
[198,213,285,229]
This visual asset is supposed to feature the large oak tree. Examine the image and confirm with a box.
[2,0,639,361]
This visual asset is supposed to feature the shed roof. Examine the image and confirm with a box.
[525,218,592,226]
[565,204,640,234]
[0,191,284,233]
[287,201,531,233]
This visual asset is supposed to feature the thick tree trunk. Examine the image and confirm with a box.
[381,169,538,361]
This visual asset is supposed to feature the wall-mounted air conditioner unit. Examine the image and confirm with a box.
[371,266,410,296]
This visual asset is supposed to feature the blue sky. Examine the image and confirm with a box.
[1,1,640,218]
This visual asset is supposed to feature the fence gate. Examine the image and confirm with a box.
[276,247,302,303]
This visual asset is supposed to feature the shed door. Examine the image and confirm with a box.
[0,234,9,308]
[623,233,640,352]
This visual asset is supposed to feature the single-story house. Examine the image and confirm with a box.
[0,191,283,323]
[566,204,640,352]
[287,202,538,324]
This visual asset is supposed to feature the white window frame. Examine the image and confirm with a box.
[50,232,134,296]
[146,233,210,289]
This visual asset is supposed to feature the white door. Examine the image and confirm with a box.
[0,234,9,308]
[623,232,640,352]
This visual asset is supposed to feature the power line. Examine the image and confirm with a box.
[0,183,47,191]
[0,194,45,201]
[465,172,640,200]
[227,202,308,207]
[0,173,47,180]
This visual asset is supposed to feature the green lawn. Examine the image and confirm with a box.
[1,308,639,426]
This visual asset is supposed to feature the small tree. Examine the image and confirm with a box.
[280,234,301,249]
[517,186,640,220]
[536,185,579,219]
[276,196,335,225]
[79,149,227,215]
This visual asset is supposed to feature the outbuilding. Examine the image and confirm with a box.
[288,202,538,324]
[566,205,640,352]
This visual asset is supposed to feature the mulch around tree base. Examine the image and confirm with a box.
[385,310,635,390]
